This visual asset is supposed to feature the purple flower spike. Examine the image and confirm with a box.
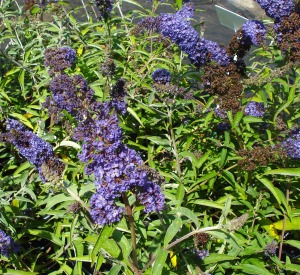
[0,230,19,257]
[5,119,64,183]
[283,129,300,159]
[242,20,266,46]
[175,2,194,21]
[152,68,172,84]
[94,0,113,20]
[244,101,265,117]
[44,47,76,75]
[255,0,294,20]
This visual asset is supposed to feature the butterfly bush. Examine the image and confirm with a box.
[43,47,165,225]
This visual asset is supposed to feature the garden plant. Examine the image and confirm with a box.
[0,0,300,274]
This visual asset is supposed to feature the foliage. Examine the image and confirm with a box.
[0,0,300,274]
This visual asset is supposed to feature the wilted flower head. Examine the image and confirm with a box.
[44,47,76,75]
[255,0,294,20]
[274,13,300,62]
[0,230,19,257]
[242,20,266,47]
[244,101,265,117]
[264,240,278,257]
[228,213,249,231]
[152,68,171,84]
[283,128,300,159]
[100,58,116,76]
[94,0,113,20]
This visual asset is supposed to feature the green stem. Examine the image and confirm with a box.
[167,108,182,177]
[122,192,140,274]
[278,181,290,260]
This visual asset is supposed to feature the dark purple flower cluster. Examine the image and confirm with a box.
[244,101,265,117]
[255,0,294,21]
[132,16,163,36]
[94,0,113,20]
[282,128,300,159]
[73,108,165,225]
[264,240,277,257]
[110,79,127,115]
[0,230,19,257]
[152,68,171,84]
[156,4,230,67]
[44,47,76,75]
[194,248,209,260]
[5,119,64,183]
[46,74,97,120]
[242,20,266,47]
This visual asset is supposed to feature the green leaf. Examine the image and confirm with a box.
[152,248,168,275]
[164,218,182,246]
[232,264,276,275]
[203,253,238,265]
[0,269,38,275]
[58,140,81,149]
[173,207,199,228]
[122,0,144,9]
[243,116,264,123]
[10,113,33,129]
[28,229,63,246]
[264,168,300,177]
[91,225,116,265]
[0,88,11,102]
[13,161,31,175]
[192,199,224,210]
[256,176,282,206]
[285,263,300,272]
[127,107,144,127]
[273,217,300,230]
[45,194,74,209]
[108,265,122,275]
[284,240,300,250]
[142,136,170,147]
[102,239,121,258]
[30,5,40,14]
[233,111,243,127]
